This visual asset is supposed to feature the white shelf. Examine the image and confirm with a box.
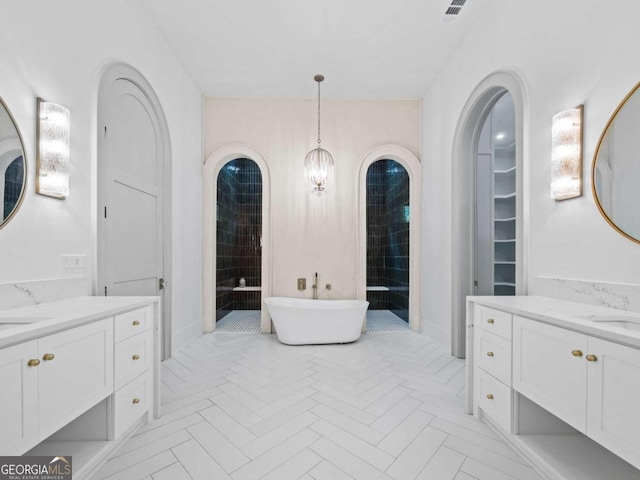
[494,261,516,265]
[367,286,390,292]
[494,282,516,287]
[494,192,516,199]
[495,239,516,243]
[495,217,516,222]
[514,434,640,480]
[27,440,113,480]
[495,166,516,174]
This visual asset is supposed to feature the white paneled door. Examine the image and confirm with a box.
[98,66,169,357]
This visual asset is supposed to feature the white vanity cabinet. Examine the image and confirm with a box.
[0,340,38,455]
[586,337,640,468]
[112,306,153,438]
[473,305,514,433]
[0,297,160,479]
[38,318,114,442]
[513,316,588,432]
[0,319,114,455]
[468,296,640,480]
[513,315,640,467]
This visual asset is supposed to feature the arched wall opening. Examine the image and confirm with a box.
[451,71,528,358]
[357,145,421,332]
[203,144,272,333]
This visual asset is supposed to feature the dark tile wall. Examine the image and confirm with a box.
[3,156,23,217]
[216,158,262,321]
[366,160,410,322]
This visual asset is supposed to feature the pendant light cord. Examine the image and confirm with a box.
[317,80,321,145]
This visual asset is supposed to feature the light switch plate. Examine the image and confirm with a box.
[62,254,87,275]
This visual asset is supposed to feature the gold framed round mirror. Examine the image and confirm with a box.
[592,81,640,244]
[0,97,27,231]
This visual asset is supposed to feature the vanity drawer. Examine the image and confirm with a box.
[475,305,512,340]
[114,306,152,343]
[114,333,152,390]
[476,367,512,433]
[114,373,151,439]
[475,329,512,385]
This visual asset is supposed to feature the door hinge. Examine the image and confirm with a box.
[104,286,107,296]
[104,206,107,218]
[474,280,478,287]
[159,278,166,290]
[104,125,107,138]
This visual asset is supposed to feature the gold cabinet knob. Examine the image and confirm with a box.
[132,354,140,360]
[27,359,40,367]
[572,350,583,357]
[486,394,494,400]
[132,320,140,326]
[43,353,55,361]
[487,318,495,324]
[586,354,598,362]
[486,351,494,357]
[132,398,141,404]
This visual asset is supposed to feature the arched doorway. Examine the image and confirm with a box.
[203,144,272,333]
[451,71,527,358]
[358,145,421,332]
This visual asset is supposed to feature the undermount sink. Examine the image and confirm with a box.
[0,316,53,324]
[574,314,640,332]
[0,323,30,331]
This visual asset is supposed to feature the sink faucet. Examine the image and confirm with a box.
[312,272,318,299]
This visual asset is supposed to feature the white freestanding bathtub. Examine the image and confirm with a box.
[264,297,369,345]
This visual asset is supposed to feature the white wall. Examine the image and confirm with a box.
[422,0,640,348]
[204,97,421,302]
[0,0,202,353]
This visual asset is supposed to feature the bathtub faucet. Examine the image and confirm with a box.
[312,272,318,299]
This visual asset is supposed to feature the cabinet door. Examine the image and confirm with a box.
[38,318,114,440]
[587,337,640,469]
[0,341,38,455]
[513,316,588,432]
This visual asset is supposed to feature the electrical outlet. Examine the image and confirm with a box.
[62,254,87,275]
[297,278,306,290]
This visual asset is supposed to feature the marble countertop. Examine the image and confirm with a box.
[0,296,159,349]
[468,295,640,348]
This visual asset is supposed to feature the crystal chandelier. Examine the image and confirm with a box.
[304,74,334,193]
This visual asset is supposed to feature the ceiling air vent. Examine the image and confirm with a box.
[442,0,467,22]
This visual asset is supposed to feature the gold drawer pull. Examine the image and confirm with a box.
[572,350,583,357]
[486,394,494,400]
[132,320,141,326]
[132,354,140,360]
[586,354,598,362]
[486,351,494,357]
[27,359,40,367]
[132,398,141,404]
[43,353,55,361]
[487,318,495,324]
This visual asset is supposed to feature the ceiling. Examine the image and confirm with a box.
[138,0,483,98]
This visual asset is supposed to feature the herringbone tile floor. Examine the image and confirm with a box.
[95,331,543,480]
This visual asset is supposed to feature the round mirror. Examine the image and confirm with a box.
[0,98,27,230]
[593,81,640,244]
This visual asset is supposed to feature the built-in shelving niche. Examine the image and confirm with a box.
[475,92,517,296]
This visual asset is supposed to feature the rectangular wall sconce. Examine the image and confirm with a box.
[550,105,583,201]
[36,98,70,198]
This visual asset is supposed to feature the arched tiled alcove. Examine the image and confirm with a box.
[357,145,422,332]
[203,144,272,333]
